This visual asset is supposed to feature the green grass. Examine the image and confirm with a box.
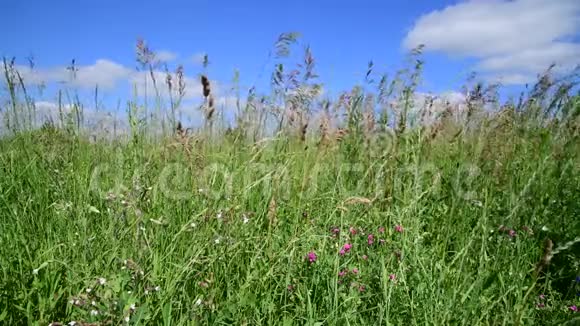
[0,41,579,324]
[0,119,578,325]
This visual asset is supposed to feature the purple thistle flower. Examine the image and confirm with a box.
[394,225,403,233]
[338,270,347,277]
[306,251,317,263]
[378,226,385,233]
[362,255,368,260]
[352,268,359,275]
[569,305,577,312]
[539,294,546,300]
[349,227,358,235]
[389,274,396,281]
[339,249,346,256]
[367,234,374,245]
[536,303,545,308]
[508,229,516,238]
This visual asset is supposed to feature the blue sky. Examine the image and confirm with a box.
[1,0,579,112]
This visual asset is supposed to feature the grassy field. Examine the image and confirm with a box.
[0,40,579,325]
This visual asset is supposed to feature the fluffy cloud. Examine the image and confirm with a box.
[17,59,132,89]
[156,50,178,62]
[190,53,207,66]
[404,0,580,84]
[15,58,219,101]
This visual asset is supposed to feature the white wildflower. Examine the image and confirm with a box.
[32,269,39,275]
[69,322,77,326]
[90,310,98,316]
[85,288,92,293]
[243,215,250,224]
[195,298,203,306]
[130,303,136,311]
[154,286,161,292]
[91,300,96,306]
[124,316,130,322]
[98,277,106,285]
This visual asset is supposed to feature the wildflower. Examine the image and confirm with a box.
[508,229,516,238]
[287,284,295,292]
[339,249,346,256]
[190,222,197,228]
[367,234,374,245]
[541,225,549,232]
[338,270,347,277]
[395,225,403,233]
[352,268,359,275]
[85,288,92,293]
[216,212,222,220]
[32,269,39,275]
[91,300,96,306]
[154,286,161,292]
[575,276,580,283]
[90,310,98,316]
[214,237,221,244]
[331,227,340,235]
[144,290,149,295]
[537,303,545,308]
[69,299,75,305]
[349,227,357,235]
[306,251,317,263]
[358,285,366,292]
[124,316,130,322]
[69,322,77,326]
[199,281,209,288]
[379,239,386,245]
[130,303,136,311]
[570,305,577,312]
[539,294,545,300]
[242,214,250,224]
[98,277,106,285]
[378,226,385,233]
[362,255,368,260]
[389,274,396,281]
[195,298,203,306]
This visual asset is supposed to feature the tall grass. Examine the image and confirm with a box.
[0,36,579,325]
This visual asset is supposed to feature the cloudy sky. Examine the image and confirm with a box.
[1,0,579,110]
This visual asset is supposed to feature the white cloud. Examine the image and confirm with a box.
[14,58,218,101]
[404,0,580,84]
[156,50,178,62]
[17,59,132,89]
[191,53,207,66]
[129,69,220,101]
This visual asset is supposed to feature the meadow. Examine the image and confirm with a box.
[0,37,579,325]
